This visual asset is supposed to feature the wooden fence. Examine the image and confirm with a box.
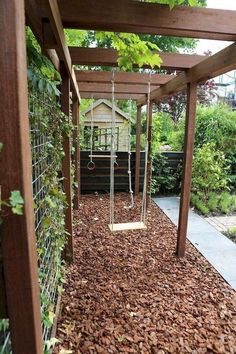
[80,151,183,193]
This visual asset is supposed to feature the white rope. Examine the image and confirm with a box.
[109,70,116,226]
[141,73,151,224]
[125,98,134,209]
[87,95,95,170]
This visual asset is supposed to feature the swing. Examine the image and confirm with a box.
[108,73,151,232]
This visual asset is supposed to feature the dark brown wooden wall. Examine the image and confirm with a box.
[80,151,145,193]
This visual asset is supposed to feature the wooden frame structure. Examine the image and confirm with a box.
[2,0,236,352]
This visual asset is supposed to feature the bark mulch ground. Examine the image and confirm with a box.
[54,193,236,354]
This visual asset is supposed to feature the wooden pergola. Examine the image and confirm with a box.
[1,0,236,352]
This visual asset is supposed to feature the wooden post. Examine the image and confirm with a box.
[0,0,43,353]
[60,65,74,262]
[146,101,153,205]
[177,82,197,258]
[135,105,142,196]
[72,94,80,209]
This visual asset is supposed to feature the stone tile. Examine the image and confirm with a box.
[153,197,236,291]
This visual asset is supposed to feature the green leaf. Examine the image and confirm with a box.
[0,142,3,153]
[9,190,24,215]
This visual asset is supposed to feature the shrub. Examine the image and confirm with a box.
[207,192,219,212]
[219,192,232,214]
[191,193,210,215]
[191,142,229,202]
[151,152,181,195]
[228,227,236,238]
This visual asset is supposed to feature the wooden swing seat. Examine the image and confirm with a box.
[108,221,147,232]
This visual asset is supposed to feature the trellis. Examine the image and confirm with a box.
[1,0,236,353]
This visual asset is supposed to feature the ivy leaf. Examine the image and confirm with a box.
[9,190,24,215]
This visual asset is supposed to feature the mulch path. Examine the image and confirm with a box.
[54,193,236,354]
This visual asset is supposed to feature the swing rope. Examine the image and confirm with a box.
[141,73,151,224]
[109,70,116,226]
[87,95,95,170]
[125,98,134,209]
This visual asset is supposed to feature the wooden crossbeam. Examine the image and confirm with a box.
[79,83,158,94]
[76,70,175,85]
[58,0,236,41]
[80,92,143,100]
[137,42,236,106]
[70,47,206,70]
[26,0,80,101]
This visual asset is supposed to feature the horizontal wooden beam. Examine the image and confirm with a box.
[42,0,80,101]
[76,70,175,85]
[79,82,158,94]
[25,1,60,70]
[137,42,236,105]
[58,0,236,41]
[26,0,80,101]
[70,47,206,70]
[80,92,143,100]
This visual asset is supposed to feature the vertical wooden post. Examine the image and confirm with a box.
[177,82,197,258]
[77,105,81,198]
[146,101,153,205]
[60,65,73,262]
[135,104,142,196]
[72,94,80,209]
[0,0,43,353]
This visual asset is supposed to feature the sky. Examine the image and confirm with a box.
[196,0,236,54]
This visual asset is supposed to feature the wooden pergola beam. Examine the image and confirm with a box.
[79,83,158,94]
[177,82,197,258]
[26,0,80,101]
[42,0,80,101]
[80,92,143,100]
[0,0,43,352]
[59,0,236,41]
[76,70,175,85]
[137,41,236,106]
[70,47,206,71]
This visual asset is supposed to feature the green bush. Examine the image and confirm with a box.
[151,152,181,195]
[207,192,219,211]
[191,142,229,201]
[191,194,210,215]
[219,192,232,214]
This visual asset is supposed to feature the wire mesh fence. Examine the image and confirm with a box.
[29,89,66,345]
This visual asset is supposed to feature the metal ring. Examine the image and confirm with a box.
[87,161,95,170]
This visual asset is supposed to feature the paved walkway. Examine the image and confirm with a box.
[153,197,236,291]
[206,215,236,233]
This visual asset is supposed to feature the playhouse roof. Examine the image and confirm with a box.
[81,99,130,121]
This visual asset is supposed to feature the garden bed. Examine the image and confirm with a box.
[54,194,236,354]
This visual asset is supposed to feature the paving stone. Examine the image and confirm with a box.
[153,197,236,291]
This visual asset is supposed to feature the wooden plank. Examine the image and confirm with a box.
[72,95,79,210]
[25,0,60,70]
[138,41,236,106]
[79,82,157,94]
[0,0,43,352]
[109,222,147,232]
[176,82,197,258]
[135,105,142,196]
[60,65,74,262]
[81,92,143,100]
[70,47,206,70]
[77,104,81,198]
[76,70,175,85]
[59,0,236,41]
[30,0,80,101]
